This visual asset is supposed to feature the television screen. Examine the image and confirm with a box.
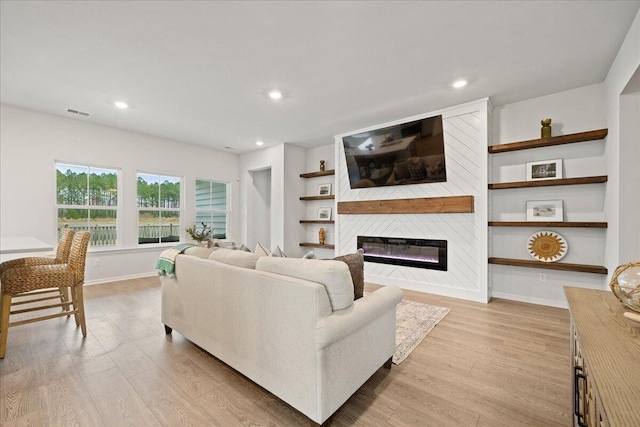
[342,115,446,189]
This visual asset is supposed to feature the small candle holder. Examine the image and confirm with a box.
[319,160,325,171]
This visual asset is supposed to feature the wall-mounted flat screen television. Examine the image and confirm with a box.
[342,115,446,189]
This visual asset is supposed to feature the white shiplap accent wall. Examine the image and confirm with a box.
[335,100,489,302]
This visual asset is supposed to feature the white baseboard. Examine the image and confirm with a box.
[490,291,568,309]
[85,271,158,286]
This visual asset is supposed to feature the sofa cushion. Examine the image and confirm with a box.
[208,248,260,269]
[333,249,365,300]
[184,246,219,259]
[256,257,354,311]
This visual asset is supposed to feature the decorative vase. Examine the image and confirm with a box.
[319,160,325,171]
[318,228,326,245]
[541,118,552,139]
[609,261,640,313]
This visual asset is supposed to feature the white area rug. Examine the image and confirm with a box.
[392,298,450,364]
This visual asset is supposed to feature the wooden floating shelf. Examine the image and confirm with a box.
[300,220,335,224]
[489,221,607,228]
[489,175,607,190]
[300,169,335,179]
[300,243,335,249]
[488,128,608,153]
[488,257,607,275]
[338,195,474,215]
[300,195,335,201]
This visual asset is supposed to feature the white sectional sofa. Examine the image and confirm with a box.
[160,248,402,425]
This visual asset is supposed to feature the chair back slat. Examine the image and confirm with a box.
[55,228,75,262]
[69,232,90,284]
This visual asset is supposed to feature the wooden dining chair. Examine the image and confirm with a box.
[0,231,90,358]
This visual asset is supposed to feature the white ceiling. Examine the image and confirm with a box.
[1,1,639,153]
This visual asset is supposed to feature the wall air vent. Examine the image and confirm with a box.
[66,108,91,117]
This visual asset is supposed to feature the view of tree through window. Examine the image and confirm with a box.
[56,163,118,246]
[137,173,181,244]
[195,180,228,239]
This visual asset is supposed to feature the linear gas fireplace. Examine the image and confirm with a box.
[357,236,447,271]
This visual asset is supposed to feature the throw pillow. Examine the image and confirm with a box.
[302,251,317,259]
[254,243,270,257]
[184,246,219,259]
[269,245,286,257]
[333,249,365,300]
[208,248,260,269]
[256,257,354,311]
[239,244,251,252]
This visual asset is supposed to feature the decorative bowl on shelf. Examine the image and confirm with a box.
[609,261,640,313]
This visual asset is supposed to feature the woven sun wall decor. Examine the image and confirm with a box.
[527,231,568,262]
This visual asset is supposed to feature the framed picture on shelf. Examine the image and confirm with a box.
[527,200,563,222]
[317,207,332,221]
[526,159,563,181]
[317,183,332,196]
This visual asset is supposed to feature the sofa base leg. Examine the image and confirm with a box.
[310,414,334,426]
[164,325,172,334]
[384,357,393,369]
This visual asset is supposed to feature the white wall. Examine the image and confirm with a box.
[0,104,240,283]
[619,89,640,262]
[239,143,307,256]
[490,84,607,307]
[335,100,489,303]
[249,168,271,250]
[604,8,640,268]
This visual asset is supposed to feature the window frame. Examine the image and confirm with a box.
[136,171,183,246]
[194,178,230,240]
[55,160,121,248]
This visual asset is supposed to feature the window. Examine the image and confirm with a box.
[195,180,228,239]
[56,162,118,247]
[137,173,181,244]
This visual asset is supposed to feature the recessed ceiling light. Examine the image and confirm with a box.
[256,140,264,146]
[452,80,467,89]
[114,101,129,109]
[268,90,283,100]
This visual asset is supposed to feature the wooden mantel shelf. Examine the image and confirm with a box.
[338,195,474,215]
[300,195,335,201]
[488,128,608,153]
[489,257,607,274]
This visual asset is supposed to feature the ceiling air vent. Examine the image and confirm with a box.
[224,146,235,150]
[66,108,91,117]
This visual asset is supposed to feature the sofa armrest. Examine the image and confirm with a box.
[315,285,402,349]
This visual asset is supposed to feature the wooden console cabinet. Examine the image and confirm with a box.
[565,287,640,426]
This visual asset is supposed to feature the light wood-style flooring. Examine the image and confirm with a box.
[0,277,570,426]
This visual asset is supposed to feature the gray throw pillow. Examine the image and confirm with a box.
[333,249,365,300]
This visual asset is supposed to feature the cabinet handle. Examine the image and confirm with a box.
[574,365,588,427]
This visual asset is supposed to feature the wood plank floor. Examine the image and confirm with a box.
[0,277,571,426]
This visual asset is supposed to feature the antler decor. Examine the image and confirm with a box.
[186,222,213,242]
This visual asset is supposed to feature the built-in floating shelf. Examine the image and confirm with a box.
[300,243,335,249]
[489,221,608,228]
[488,128,608,153]
[300,195,335,201]
[489,257,607,275]
[489,175,607,190]
[300,169,335,179]
[338,195,474,214]
[299,220,335,224]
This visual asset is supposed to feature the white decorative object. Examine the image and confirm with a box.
[526,200,563,222]
[317,207,332,221]
[317,183,332,196]
[527,231,568,262]
[526,159,563,181]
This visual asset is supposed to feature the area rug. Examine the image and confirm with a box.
[392,298,450,364]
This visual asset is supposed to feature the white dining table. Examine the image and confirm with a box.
[0,236,54,255]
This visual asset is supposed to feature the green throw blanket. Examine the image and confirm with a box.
[156,243,196,278]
